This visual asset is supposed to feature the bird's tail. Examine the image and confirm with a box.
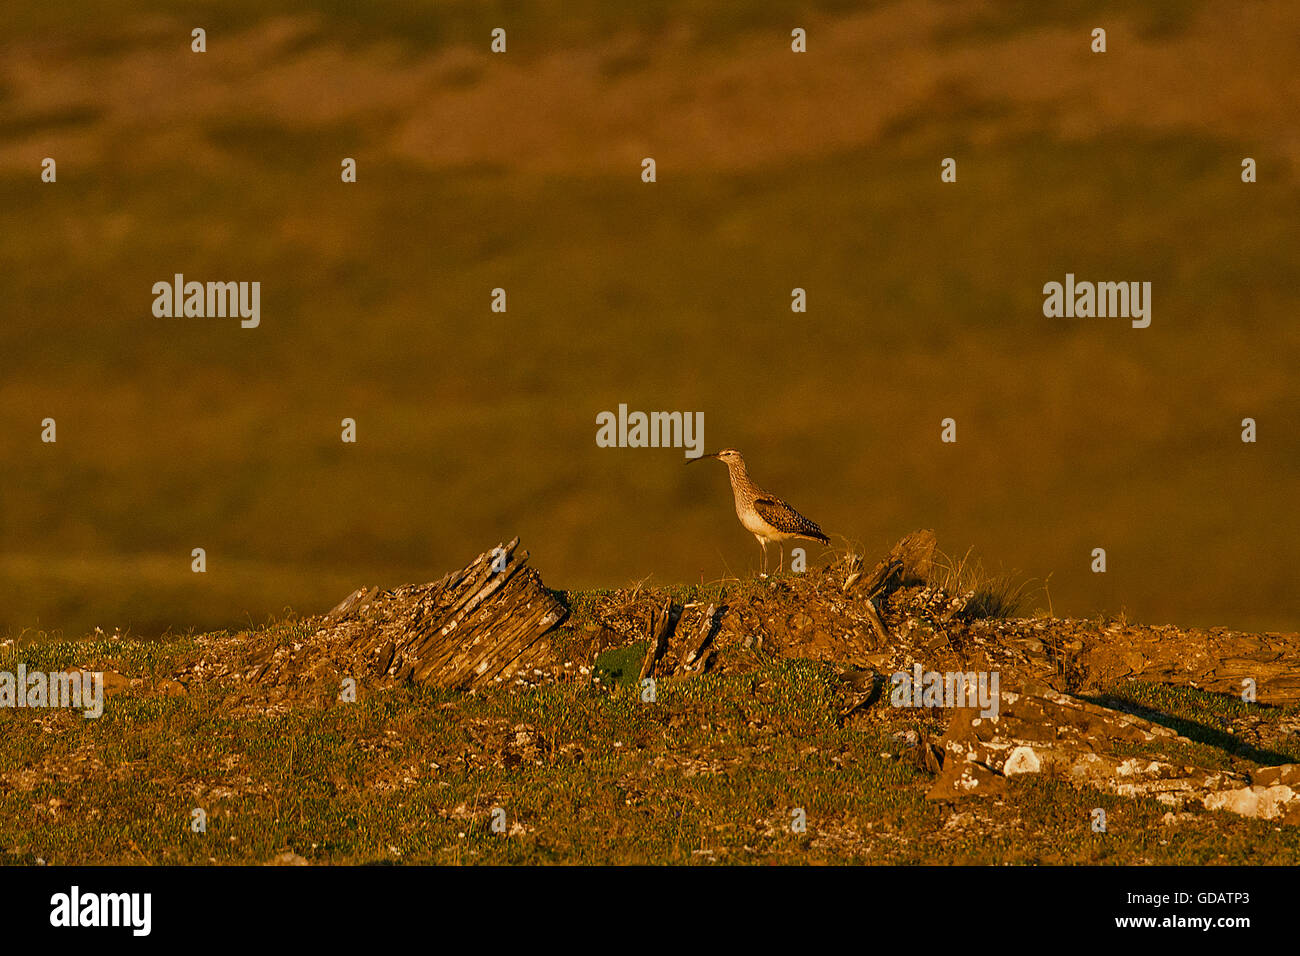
[799,520,830,545]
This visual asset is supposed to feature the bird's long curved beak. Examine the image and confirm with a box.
[686,452,720,463]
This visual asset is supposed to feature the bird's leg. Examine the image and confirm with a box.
[777,544,784,576]
[756,537,768,577]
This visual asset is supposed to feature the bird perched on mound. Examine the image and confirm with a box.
[689,448,829,576]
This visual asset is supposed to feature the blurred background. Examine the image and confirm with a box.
[2,1,1298,639]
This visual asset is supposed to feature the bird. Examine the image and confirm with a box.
[689,448,829,576]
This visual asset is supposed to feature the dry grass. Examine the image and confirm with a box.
[931,546,1036,620]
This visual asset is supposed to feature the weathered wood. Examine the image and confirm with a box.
[851,529,937,597]
[861,598,889,645]
[682,603,717,672]
[323,538,567,690]
[639,599,678,681]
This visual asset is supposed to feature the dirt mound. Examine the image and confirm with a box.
[177,537,566,696]
[185,530,1300,707]
[171,531,1300,824]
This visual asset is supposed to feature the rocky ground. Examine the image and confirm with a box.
[2,533,1298,864]
[179,532,1300,828]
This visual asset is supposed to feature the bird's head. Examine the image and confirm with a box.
[688,448,744,466]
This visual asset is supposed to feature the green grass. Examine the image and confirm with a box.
[593,642,648,687]
[1092,681,1300,766]
[2,630,1299,865]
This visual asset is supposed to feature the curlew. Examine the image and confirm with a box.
[689,448,829,576]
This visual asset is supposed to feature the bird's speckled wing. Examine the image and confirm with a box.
[753,495,829,543]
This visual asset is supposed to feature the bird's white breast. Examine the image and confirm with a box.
[738,504,784,539]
